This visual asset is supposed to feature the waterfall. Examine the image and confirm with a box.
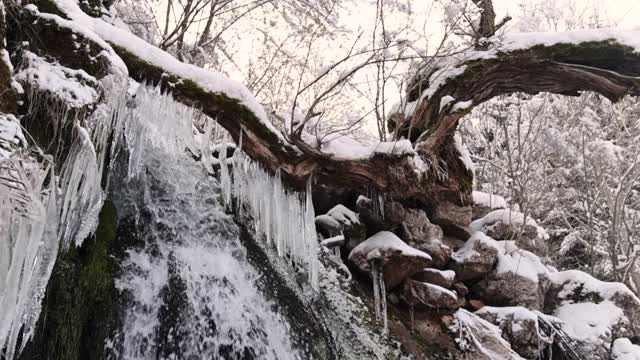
[105,85,302,359]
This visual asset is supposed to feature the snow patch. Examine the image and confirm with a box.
[472,191,507,209]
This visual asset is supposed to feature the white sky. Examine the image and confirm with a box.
[494,0,640,30]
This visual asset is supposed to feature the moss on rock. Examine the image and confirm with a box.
[19,201,118,360]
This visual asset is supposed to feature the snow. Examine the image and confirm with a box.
[452,100,473,113]
[420,268,456,282]
[553,300,625,342]
[472,191,507,209]
[471,208,549,240]
[46,0,285,144]
[315,214,342,232]
[476,306,538,325]
[15,51,99,108]
[455,133,474,173]
[326,204,359,226]
[320,235,345,248]
[321,136,414,160]
[451,309,524,359]
[612,338,640,360]
[440,95,455,111]
[500,29,640,54]
[495,241,548,283]
[451,232,500,263]
[549,269,639,302]
[0,114,26,159]
[348,231,432,264]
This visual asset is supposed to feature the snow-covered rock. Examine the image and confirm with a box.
[446,309,525,360]
[411,268,455,289]
[15,51,100,108]
[471,209,549,256]
[401,208,450,268]
[475,306,544,359]
[472,191,507,220]
[348,231,432,289]
[401,279,461,310]
[612,338,640,360]
[315,204,366,247]
[472,241,550,310]
[449,232,500,281]
[543,270,640,357]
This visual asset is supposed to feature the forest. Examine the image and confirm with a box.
[2,0,640,359]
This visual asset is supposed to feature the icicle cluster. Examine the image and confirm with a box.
[1,75,127,358]
[124,84,196,179]
[370,259,388,334]
[221,150,320,291]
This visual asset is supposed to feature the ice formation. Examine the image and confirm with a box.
[1,73,127,358]
[371,259,388,334]
[221,150,320,291]
[108,87,301,358]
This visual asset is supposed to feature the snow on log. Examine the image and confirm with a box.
[397,30,640,141]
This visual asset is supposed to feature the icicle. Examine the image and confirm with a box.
[410,305,415,334]
[228,151,319,291]
[371,262,381,321]
[369,258,387,335]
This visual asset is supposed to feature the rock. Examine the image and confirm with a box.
[411,269,455,289]
[471,191,507,220]
[316,204,366,248]
[428,198,472,240]
[471,241,549,311]
[475,306,544,359]
[348,231,432,289]
[543,270,640,358]
[471,209,549,257]
[453,282,469,297]
[445,309,524,359]
[448,232,500,281]
[315,214,342,237]
[401,279,460,310]
[442,235,465,252]
[356,195,406,232]
[468,299,485,311]
[401,208,451,268]
[611,338,640,360]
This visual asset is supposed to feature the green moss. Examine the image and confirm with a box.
[20,202,118,360]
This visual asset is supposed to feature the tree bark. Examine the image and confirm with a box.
[10,0,640,237]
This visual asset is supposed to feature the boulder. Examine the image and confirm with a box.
[611,338,640,360]
[475,306,544,359]
[401,279,460,310]
[471,241,549,311]
[401,208,451,268]
[356,195,406,233]
[348,231,432,289]
[471,191,507,220]
[428,198,472,240]
[445,309,524,359]
[453,282,469,297]
[411,269,455,289]
[448,232,500,281]
[315,204,366,248]
[543,270,640,358]
[471,209,549,257]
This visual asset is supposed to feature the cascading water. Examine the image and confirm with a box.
[105,85,302,359]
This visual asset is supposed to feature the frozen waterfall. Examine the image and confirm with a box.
[105,85,302,359]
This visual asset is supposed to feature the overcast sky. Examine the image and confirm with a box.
[493,0,640,29]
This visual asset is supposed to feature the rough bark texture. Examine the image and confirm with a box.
[14,0,640,238]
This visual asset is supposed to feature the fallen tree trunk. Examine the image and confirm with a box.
[7,0,640,235]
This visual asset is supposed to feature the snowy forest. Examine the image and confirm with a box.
[2,0,640,358]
